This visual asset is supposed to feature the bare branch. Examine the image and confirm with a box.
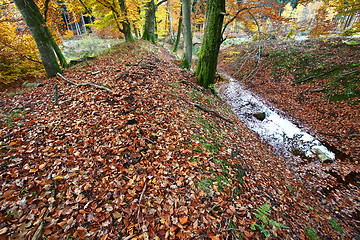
[57,73,114,93]
[156,0,167,7]
[221,6,258,37]
[0,41,42,64]
[242,9,261,83]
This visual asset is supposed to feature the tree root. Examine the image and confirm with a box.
[56,73,113,93]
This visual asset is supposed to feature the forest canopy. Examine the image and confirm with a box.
[0,0,359,87]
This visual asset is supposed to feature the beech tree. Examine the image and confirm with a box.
[195,0,225,88]
[13,0,67,78]
[142,0,169,43]
[181,0,192,69]
[142,0,157,43]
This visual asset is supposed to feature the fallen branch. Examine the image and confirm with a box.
[294,67,339,85]
[8,101,44,114]
[54,85,58,105]
[56,73,113,93]
[309,87,329,93]
[179,80,204,92]
[337,69,360,78]
[175,95,233,124]
[137,181,147,221]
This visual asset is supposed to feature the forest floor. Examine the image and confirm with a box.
[0,39,358,239]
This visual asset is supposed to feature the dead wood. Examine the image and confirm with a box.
[294,67,339,85]
[57,73,113,93]
[174,94,233,123]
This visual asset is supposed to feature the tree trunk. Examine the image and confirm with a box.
[182,0,192,69]
[123,21,135,42]
[167,5,174,43]
[142,0,156,43]
[173,7,182,52]
[118,0,134,42]
[14,0,64,78]
[195,0,225,89]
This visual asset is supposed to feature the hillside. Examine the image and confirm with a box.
[0,40,358,239]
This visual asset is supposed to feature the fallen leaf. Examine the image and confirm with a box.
[179,216,188,225]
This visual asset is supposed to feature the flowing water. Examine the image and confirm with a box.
[216,73,335,161]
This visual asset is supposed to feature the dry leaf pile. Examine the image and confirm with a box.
[0,40,359,239]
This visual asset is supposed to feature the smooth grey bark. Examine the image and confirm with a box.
[14,0,66,78]
[167,4,174,43]
[181,0,192,69]
[195,0,225,88]
[142,0,156,43]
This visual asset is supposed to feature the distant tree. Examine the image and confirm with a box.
[173,7,182,52]
[142,0,168,43]
[14,0,67,78]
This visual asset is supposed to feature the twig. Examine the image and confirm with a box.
[54,85,58,105]
[309,87,329,93]
[0,133,15,141]
[58,90,92,105]
[122,235,136,240]
[124,105,139,114]
[31,210,48,240]
[8,101,44,114]
[56,73,113,93]
[174,94,233,123]
[137,181,147,224]
[51,112,62,132]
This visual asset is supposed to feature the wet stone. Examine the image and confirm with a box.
[253,112,266,121]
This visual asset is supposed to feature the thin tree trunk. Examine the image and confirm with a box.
[14,0,65,78]
[182,0,192,69]
[195,0,225,88]
[173,7,182,52]
[167,3,174,43]
[43,0,50,22]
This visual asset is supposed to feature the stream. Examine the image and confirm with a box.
[216,73,336,162]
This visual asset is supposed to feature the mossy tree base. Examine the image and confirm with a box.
[195,0,225,88]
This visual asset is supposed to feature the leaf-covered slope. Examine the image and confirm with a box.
[0,40,358,239]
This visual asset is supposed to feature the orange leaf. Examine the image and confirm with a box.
[9,142,17,146]
[179,216,188,225]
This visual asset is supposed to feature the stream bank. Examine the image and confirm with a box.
[217,38,360,236]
